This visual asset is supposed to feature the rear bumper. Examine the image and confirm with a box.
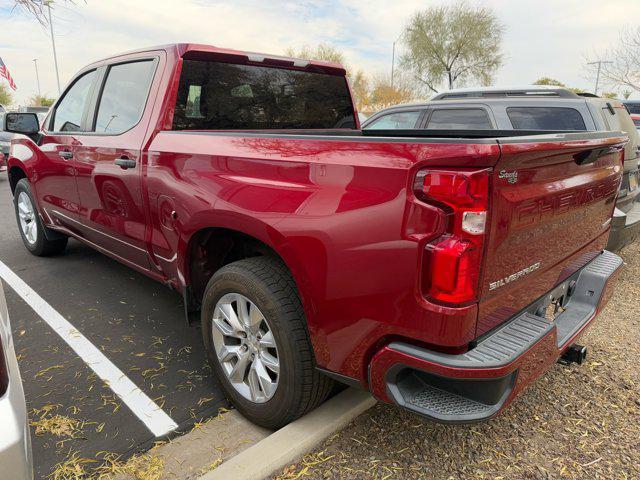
[368,250,622,423]
[606,201,640,251]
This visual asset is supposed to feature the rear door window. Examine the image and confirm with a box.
[507,107,586,130]
[365,111,422,129]
[94,60,156,134]
[426,108,492,129]
[172,59,356,130]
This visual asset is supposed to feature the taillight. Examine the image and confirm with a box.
[415,168,490,305]
[0,339,7,397]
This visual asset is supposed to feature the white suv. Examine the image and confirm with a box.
[0,284,33,480]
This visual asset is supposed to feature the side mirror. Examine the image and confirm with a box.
[4,113,40,135]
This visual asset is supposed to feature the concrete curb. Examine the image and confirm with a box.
[199,388,377,480]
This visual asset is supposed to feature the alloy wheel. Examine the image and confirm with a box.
[17,191,37,245]
[211,293,279,403]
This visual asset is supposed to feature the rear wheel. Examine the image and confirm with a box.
[201,256,333,429]
[14,179,68,256]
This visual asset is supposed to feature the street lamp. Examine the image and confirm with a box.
[32,59,41,97]
[587,60,613,96]
[44,0,61,94]
[391,32,403,87]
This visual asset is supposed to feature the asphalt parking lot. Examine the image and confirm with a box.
[0,179,228,478]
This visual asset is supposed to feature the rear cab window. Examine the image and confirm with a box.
[172,59,356,130]
[426,108,492,129]
[507,107,586,130]
[365,111,422,129]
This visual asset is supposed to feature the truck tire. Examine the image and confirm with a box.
[13,179,68,256]
[201,256,333,429]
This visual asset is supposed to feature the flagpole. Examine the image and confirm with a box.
[44,0,61,94]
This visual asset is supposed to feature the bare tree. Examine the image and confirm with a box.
[399,1,504,93]
[586,26,640,93]
[12,0,77,25]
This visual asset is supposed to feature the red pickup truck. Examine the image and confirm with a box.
[3,44,625,429]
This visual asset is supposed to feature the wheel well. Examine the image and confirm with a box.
[8,167,27,194]
[186,228,283,309]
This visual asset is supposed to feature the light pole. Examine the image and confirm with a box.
[44,0,61,94]
[587,60,613,96]
[391,32,403,87]
[33,59,41,97]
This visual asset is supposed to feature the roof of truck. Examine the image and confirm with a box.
[82,43,346,76]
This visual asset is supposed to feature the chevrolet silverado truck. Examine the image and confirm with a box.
[3,44,626,429]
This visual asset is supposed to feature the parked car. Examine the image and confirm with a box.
[0,283,34,479]
[363,86,640,251]
[622,100,640,115]
[631,113,640,129]
[3,44,625,428]
[0,115,9,174]
[0,106,10,173]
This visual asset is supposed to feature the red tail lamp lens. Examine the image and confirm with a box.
[415,169,490,305]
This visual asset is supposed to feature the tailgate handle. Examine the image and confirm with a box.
[573,146,617,166]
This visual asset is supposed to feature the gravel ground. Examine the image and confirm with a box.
[273,242,640,480]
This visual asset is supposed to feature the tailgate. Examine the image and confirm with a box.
[477,132,626,336]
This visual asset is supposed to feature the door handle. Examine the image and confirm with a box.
[114,156,137,169]
[59,150,73,160]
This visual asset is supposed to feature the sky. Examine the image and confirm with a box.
[0,0,639,105]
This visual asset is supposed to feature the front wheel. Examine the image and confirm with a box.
[201,256,333,429]
[14,179,68,256]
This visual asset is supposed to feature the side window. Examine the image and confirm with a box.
[426,109,492,129]
[507,107,586,130]
[52,70,96,132]
[625,103,640,114]
[365,111,422,130]
[94,60,156,134]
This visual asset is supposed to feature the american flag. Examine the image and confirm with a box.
[0,57,17,91]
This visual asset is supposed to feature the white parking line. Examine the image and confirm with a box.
[0,259,178,437]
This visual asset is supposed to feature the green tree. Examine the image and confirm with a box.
[601,92,619,99]
[533,77,566,87]
[400,1,504,92]
[368,73,418,113]
[285,44,348,72]
[622,89,633,99]
[533,77,584,94]
[349,70,371,114]
[0,84,13,106]
[29,94,56,107]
